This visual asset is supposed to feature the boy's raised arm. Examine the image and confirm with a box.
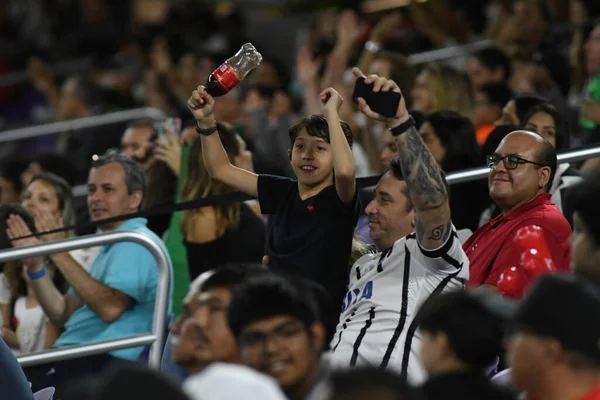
[321,88,357,205]
[188,85,259,198]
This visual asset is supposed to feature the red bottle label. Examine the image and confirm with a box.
[213,63,241,91]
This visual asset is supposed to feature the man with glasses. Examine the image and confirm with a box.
[227,273,327,400]
[463,130,571,292]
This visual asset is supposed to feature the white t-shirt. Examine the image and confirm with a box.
[328,227,469,385]
[0,273,11,327]
[14,297,47,354]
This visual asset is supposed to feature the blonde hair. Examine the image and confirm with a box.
[422,63,475,121]
[350,233,372,264]
[181,123,241,236]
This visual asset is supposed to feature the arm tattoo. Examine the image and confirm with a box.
[395,126,448,210]
[416,219,452,244]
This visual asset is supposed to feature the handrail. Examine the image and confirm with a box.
[0,107,166,144]
[406,40,494,65]
[446,144,600,185]
[0,230,171,369]
[17,334,156,368]
[0,58,92,89]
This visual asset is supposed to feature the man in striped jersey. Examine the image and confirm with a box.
[328,68,469,385]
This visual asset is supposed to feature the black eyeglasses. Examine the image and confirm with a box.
[487,154,549,170]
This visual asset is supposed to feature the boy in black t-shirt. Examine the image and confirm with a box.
[188,85,360,312]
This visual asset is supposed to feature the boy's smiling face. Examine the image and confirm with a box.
[290,129,334,189]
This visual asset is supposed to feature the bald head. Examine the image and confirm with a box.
[500,130,557,190]
[489,130,556,214]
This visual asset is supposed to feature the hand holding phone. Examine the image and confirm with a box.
[351,67,407,122]
[158,118,182,143]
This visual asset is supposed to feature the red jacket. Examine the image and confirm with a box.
[464,194,572,289]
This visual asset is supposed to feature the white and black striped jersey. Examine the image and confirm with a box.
[327,227,469,385]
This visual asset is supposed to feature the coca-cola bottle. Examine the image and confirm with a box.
[206,43,263,97]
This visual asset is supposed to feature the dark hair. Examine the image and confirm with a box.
[31,153,79,187]
[481,124,519,165]
[472,47,512,81]
[513,93,547,125]
[91,153,146,207]
[566,173,600,246]
[72,75,103,107]
[325,367,413,400]
[535,135,557,192]
[126,119,159,141]
[388,158,414,213]
[227,273,320,340]
[418,290,504,369]
[478,83,513,108]
[425,111,481,171]
[522,102,568,150]
[288,115,353,148]
[293,278,336,349]
[0,156,29,197]
[409,109,426,131]
[199,263,268,293]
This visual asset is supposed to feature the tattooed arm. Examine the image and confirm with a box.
[351,67,451,250]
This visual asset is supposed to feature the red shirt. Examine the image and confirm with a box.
[464,193,571,288]
[581,383,600,400]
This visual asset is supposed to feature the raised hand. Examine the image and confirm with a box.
[370,13,402,43]
[351,67,409,126]
[296,47,322,85]
[33,209,67,243]
[188,85,216,127]
[6,215,45,271]
[155,132,183,176]
[336,9,362,48]
[320,87,343,114]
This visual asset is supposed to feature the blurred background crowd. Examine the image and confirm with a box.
[2,0,600,399]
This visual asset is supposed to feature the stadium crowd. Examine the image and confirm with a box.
[1,0,600,399]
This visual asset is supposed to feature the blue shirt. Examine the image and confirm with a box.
[55,218,174,360]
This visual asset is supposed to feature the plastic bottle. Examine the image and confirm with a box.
[206,43,263,97]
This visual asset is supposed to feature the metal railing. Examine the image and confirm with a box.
[406,40,493,65]
[0,107,166,144]
[0,231,171,369]
[445,145,600,185]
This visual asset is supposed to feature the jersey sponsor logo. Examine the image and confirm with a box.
[341,280,373,313]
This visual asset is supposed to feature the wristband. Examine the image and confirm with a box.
[389,116,415,137]
[196,124,218,136]
[27,266,47,280]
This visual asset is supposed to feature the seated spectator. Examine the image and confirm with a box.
[522,103,582,222]
[0,156,29,206]
[181,123,265,280]
[417,290,515,400]
[7,154,174,395]
[497,93,547,126]
[464,131,571,291]
[0,204,66,355]
[312,368,414,400]
[474,83,513,145]
[566,171,600,285]
[466,47,512,88]
[169,263,266,380]
[419,111,488,231]
[329,71,469,385]
[228,273,327,400]
[501,274,600,400]
[120,119,178,237]
[22,173,98,272]
[20,152,79,187]
[410,64,475,121]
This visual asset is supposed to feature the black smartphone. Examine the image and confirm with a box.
[352,77,402,118]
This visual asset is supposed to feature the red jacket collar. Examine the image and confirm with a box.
[491,193,553,223]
